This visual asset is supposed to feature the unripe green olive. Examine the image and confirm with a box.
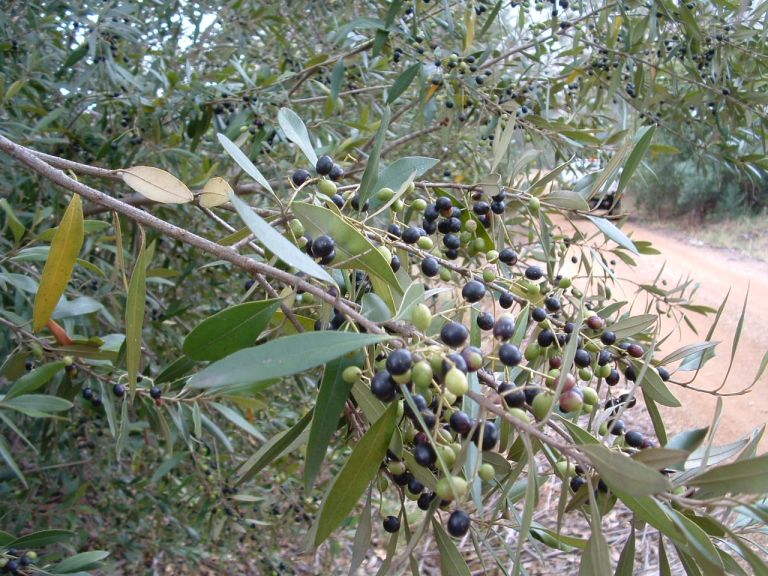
[411,198,427,211]
[508,407,530,423]
[464,219,477,232]
[442,389,458,405]
[438,445,456,467]
[528,196,541,215]
[482,269,496,283]
[472,237,486,252]
[392,370,412,385]
[392,199,404,212]
[412,361,433,388]
[417,236,434,250]
[578,367,593,381]
[558,277,572,289]
[376,187,395,201]
[439,268,452,282]
[435,475,468,501]
[479,463,496,481]
[531,392,553,420]
[486,249,499,263]
[342,366,362,384]
[389,461,406,475]
[317,179,337,196]
[378,245,392,262]
[412,303,432,332]
[289,218,305,236]
[524,343,541,361]
[555,460,575,478]
[582,386,599,406]
[445,367,468,396]
[378,475,389,492]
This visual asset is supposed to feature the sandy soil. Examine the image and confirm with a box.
[593,221,768,449]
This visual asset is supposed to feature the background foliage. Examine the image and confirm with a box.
[1,0,768,574]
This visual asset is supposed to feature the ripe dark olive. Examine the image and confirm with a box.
[524,386,543,405]
[564,322,575,334]
[387,223,402,238]
[402,227,421,244]
[574,349,592,368]
[445,248,459,260]
[472,201,490,215]
[498,382,525,408]
[608,419,625,435]
[420,409,437,428]
[331,194,345,208]
[597,349,613,366]
[82,387,95,400]
[627,343,645,358]
[149,386,162,400]
[390,255,401,272]
[624,364,637,382]
[625,430,644,448]
[537,329,555,347]
[499,343,523,367]
[315,155,333,175]
[417,491,436,510]
[113,383,126,397]
[473,421,498,451]
[413,443,437,467]
[657,366,670,381]
[618,393,637,409]
[319,249,336,265]
[462,280,486,303]
[490,200,505,214]
[424,204,439,221]
[386,349,413,376]
[532,307,547,322]
[328,163,345,181]
[383,515,401,533]
[447,509,470,537]
[493,316,515,341]
[351,195,369,211]
[443,233,460,249]
[393,472,411,486]
[371,370,397,402]
[423,219,438,234]
[443,352,468,375]
[421,257,440,277]
[606,368,620,386]
[586,315,604,330]
[545,297,561,312]
[477,312,495,331]
[499,291,515,309]
[435,196,453,214]
[569,476,586,491]
[498,248,518,265]
[440,321,469,348]
[408,476,425,494]
[447,217,462,233]
[449,410,473,435]
[525,266,544,280]
[311,235,335,259]
[291,168,311,187]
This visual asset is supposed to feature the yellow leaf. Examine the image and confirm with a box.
[198,177,232,208]
[33,195,84,332]
[120,166,193,204]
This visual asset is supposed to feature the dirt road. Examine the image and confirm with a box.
[596,221,768,448]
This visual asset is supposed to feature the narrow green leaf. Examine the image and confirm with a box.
[615,493,680,541]
[189,332,390,390]
[235,410,312,485]
[608,314,656,339]
[183,300,280,361]
[292,201,402,309]
[631,448,690,470]
[586,215,639,255]
[616,125,655,196]
[666,427,709,455]
[0,198,25,242]
[357,107,391,208]
[50,550,110,574]
[5,362,65,400]
[751,349,768,387]
[614,525,635,576]
[217,133,274,193]
[688,454,768,497]
[330,59,345,102]
[387,63,420,104]
[9,529,74,548]
[636,362,680,407]
[33,194,84,331]
[0,531,15,546]
[229,192,335,286]
[581,444,672,496]
[491,115,517,172]
[2,394,73,416]
[432,519,473,576]
[372,156,438,195]
[126,233,152,396]
[304,354,361,490]
[278,107,318,166]
[0,434,27,487]
[211,403,265,442]
[348,489,373,576]
[658,341,719,366]
[579,530,612,576]
[670,510,724,572]
[314,403,397,546]
[545,190,590,211]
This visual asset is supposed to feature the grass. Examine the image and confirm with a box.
[691,213,768,261]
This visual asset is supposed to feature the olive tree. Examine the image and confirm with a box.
[1,0,767,574]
